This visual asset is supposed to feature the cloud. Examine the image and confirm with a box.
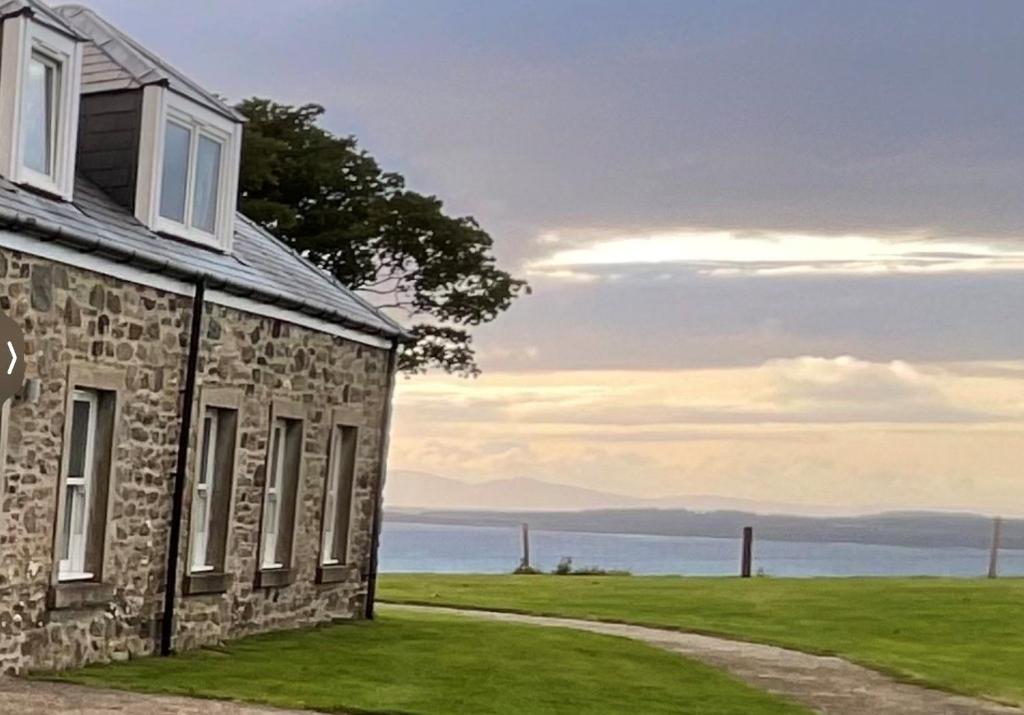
[89,0,1024,259]
[471,267,1024,372]
[395,357,1014,428]
[390,359,1024,512]
[530,230,1024,278]
[761,356,988,423]
[768,356,933,404]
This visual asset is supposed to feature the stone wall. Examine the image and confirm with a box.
[0,247,389,673]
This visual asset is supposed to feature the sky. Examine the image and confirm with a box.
[83,0,1024,514]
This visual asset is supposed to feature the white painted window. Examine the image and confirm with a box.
[0,15,83,199]
[59,390,97,581]
[322,425,358,566]
[189,408,219,573]
[22,51,60,177]
[157,116,224,236]
[262,418,287,569]
[160,120,191,224]
[136,87,241,251]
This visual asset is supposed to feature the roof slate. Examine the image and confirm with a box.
[54,4,246,122]
[0,175,405,339]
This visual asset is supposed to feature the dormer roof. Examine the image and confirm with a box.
[0,0,82,39]
[54,4,245,123]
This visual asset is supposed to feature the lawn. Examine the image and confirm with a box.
[47,610,809,715]
[379,574,1024,706]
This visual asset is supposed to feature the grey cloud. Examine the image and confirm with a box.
[77,1,1024,375]
[474,267,1024,371]
[81,0,1024,264]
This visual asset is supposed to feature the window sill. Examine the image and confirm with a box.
[154,222,227,253]
[316,563,359,585]
[48,581,115,610]
[255,567,294,589]
[184,571,232,596]
[58,571,95,582]
[14,174,68,202]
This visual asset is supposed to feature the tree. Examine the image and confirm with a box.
[236,98,528,376]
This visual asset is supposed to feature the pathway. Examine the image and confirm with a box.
[386,603,1021,715]
[0,677,312,715]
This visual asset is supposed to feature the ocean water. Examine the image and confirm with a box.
[379,521,1024,577]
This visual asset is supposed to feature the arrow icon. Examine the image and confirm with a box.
[0,314,24,401]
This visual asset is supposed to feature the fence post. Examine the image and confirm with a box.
[741,526,753,578]
[988,516,1003,579]
[520,523,531,571]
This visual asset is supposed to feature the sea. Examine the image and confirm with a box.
[379,521,1024,577]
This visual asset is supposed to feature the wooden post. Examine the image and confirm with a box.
[520,523,531,571]
[988,516,1003,579]
[741,526,753,578]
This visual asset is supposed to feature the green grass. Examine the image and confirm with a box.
[46,610,809,715]
[379,574,1024,706]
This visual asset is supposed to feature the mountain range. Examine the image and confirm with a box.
[385,470,907,516]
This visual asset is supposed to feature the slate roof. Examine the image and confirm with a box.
[0,175,406,340]
[0,0,82,38]
[54,4,245,122]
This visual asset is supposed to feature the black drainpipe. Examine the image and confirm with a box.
[161,277,206,656]
[364,339,400,619]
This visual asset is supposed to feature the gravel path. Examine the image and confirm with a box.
[387,604,1021,715]
[0,677,312,714]
[2,606,1017,714]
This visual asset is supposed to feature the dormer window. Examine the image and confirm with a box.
[0,11,82,200]
[159,115,224,234]
[23,51,60,176]
[135,86,242,252]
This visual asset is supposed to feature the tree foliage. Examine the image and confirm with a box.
[236,98,528,375]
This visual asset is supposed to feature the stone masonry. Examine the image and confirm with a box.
[0,247,389,673]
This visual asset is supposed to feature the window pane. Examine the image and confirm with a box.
[333,427,357,563]
[60,485,74,561]
[68,399,91,479]
[159,122,191,222]
[191,492,208,570]
[269,424,283,489]
[199,415,214,486]
[192,136,222,233]
[267,494,277,535]
[23,54,57,176]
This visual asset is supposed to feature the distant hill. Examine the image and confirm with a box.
[385,507,1023,551]
[384,470,868,516]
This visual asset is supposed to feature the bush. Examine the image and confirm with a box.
[554,557,574,575]
[551,557,630,577]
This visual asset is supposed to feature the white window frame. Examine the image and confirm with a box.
[136,85,242,252]
[261,418,287,570]
[22,51,61,182]
[189,408,219,573]
[59,390,98,582]
[321,425,358,566]
[0,15,82,200]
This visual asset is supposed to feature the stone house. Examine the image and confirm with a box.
[0,1,405,672]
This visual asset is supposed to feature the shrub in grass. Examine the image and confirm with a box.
[552,557,630,576]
